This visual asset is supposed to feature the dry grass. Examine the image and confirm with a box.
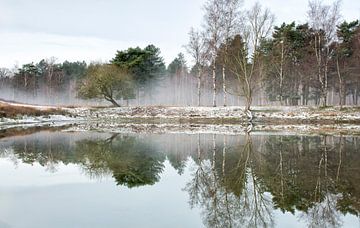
[0,103,68,118]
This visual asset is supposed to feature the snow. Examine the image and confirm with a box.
[1,99,359,135]
[64,105,360,124]
[0,115,84,131]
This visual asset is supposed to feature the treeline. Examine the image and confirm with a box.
[0,60,87,104]
[1,0,359,108]
[185,0,360,110]
[0,45,167,106]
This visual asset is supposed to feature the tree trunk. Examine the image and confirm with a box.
[137,88,140,106]
[279,40,284,106]
[106,97,120,107]
[322,63,329,107]
[212,63,216,107]
[244,75,252,112]
[198,68,201,107]
[336,58,343,109]
[222,65,227,107]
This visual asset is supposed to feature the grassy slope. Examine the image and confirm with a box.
[0,102,67,118]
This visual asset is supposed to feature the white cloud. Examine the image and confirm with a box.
[0,31,182,67]
[0,0,359,68]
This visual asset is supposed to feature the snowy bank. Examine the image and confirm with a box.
[65,105,360,124]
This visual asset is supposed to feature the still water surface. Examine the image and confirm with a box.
[0,130,359,228]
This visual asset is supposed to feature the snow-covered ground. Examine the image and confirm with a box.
[0,100,83,130]
[1,99,359,134]
[65,105,360,124]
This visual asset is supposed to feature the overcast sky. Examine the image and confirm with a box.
[0,0,359,68]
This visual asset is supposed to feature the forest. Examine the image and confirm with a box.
[0,0,359,111]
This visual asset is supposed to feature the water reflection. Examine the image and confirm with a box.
[185,133,274,228]
[75,134,165,188]
[0,130,359,227]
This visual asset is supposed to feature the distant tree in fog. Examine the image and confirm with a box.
[0,68,11,79]
[112,44,166,102]
[62,60,87,80]
[186,28,209,106]
[167,53,190,105]
[335,20,360,108]
[167,53,188,76]
[78,63,135,107]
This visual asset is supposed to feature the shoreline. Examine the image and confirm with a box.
[1,100,360,130]
[66,105,360,125]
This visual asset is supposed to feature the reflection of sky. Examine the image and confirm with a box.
[0,159,203,228]
[273,209,360,228]
[0,144,359,227]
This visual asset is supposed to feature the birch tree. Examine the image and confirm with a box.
[307,0,341,107]
[186,28,209,106]
[220,0,243,106]
[226,3,274,115]
[203,0,224,107]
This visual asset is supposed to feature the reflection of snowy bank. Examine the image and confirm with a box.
[0,115,83,130]
[66,122,360,136]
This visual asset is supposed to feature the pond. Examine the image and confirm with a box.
[0,129,359,228]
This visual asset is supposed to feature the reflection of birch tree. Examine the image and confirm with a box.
[304,135,341,228]
[185,133,274,228]
[261,135,359,227]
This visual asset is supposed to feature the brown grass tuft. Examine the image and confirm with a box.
[0,103,68,118]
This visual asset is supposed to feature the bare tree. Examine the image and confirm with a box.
[203,0,224,107]
[226,2,274,115]
[220,0,243,107]
[0,68,12,93]
[186,28,209,106]
[307,0,341,107]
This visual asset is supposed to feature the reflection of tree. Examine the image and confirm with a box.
[260,135,360,227]
[185,133,274,228]
[0,133,166,188]
[4,133,75,172]
[1,130,360,225]
[74,135,165,188]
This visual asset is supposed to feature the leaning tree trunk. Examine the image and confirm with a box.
[105,96,120,107]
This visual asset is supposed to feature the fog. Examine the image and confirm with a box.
[0,73,356,107]
[0,70,262,107]
[0,64,357,107]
